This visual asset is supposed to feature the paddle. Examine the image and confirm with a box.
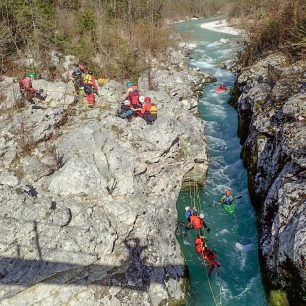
[209,195,242,207]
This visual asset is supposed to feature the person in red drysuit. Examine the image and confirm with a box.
[194,235,207,255]
[19,73,45,104]
[203,248,220,275]
[83,70,98,106]
[189,212,210,233]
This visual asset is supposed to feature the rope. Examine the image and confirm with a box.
[202,259,220,306]
[189,175,222,306]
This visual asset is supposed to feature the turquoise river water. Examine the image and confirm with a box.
[175,18,269,306]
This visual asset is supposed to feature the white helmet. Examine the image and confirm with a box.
[124,100,130,105]
[199,213,204,219]
[185,206,191,211]
[139,96,145,103]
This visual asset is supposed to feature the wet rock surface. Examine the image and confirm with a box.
[235,52,306,304]
[0,46,211,305]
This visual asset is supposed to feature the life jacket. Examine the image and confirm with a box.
[149,104,157,115]
[196,244,203,255]
[83,74,93,86]
[224,196,232,205]
[194,238,202,246]
[190,215,203,229]
[83,85,93,94]
[128,87,140,105]
[185,210,192,220]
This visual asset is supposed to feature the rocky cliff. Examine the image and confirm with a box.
[0,46,213,305]
[234,53,306,305]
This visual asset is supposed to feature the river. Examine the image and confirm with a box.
[175,18,269,306]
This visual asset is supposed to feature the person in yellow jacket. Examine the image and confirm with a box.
[140,97,157,125]
[83,70,98,106]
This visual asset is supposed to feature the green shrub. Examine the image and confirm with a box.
[230,0,306,65]
[77,9,97,34]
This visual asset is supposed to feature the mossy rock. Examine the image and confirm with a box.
[167,299,186,306]
[269,290,289,306]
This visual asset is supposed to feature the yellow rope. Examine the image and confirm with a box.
[190,178,222,306]
[202,259,220,306]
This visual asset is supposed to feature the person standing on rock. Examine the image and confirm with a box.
[19,73,45,104]
[83,69,98,107]
[71,63,85,97]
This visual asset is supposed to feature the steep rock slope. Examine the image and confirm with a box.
[0,47,213,305]
[235,53,306,304]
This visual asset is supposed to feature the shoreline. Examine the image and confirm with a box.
[200,19,243,36]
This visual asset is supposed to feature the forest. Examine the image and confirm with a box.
[0,0,305,79]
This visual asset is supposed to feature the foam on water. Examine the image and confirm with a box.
[235,242,255,253]
[217,229,230,236]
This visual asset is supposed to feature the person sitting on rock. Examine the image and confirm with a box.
[19,73,45,104]
[83,69,98,107]
[129,95,144,117]
[118,100,134,120]
[140,97,157,125]
[124,81,140,106]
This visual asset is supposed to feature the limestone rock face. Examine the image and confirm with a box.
[0,46,210,305]
[235,52,306,304]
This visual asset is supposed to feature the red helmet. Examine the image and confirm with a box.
[225,190,231,196]
[144,97,151,103]
[79,64,85,72]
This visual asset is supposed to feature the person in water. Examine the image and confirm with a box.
[194,235,220,274]
[187,212,210,233]
[219,190,234,205]
[184,206,197,220]
[194,234,207,255]
[203,248,220,275]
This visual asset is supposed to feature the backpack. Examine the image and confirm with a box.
[83,85,93,94]
[149,104,157,115]
[128,89,140,105]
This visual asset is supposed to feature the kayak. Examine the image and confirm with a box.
[222,202,235,214]
[215,87,227,93]
[220,197,235,215]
